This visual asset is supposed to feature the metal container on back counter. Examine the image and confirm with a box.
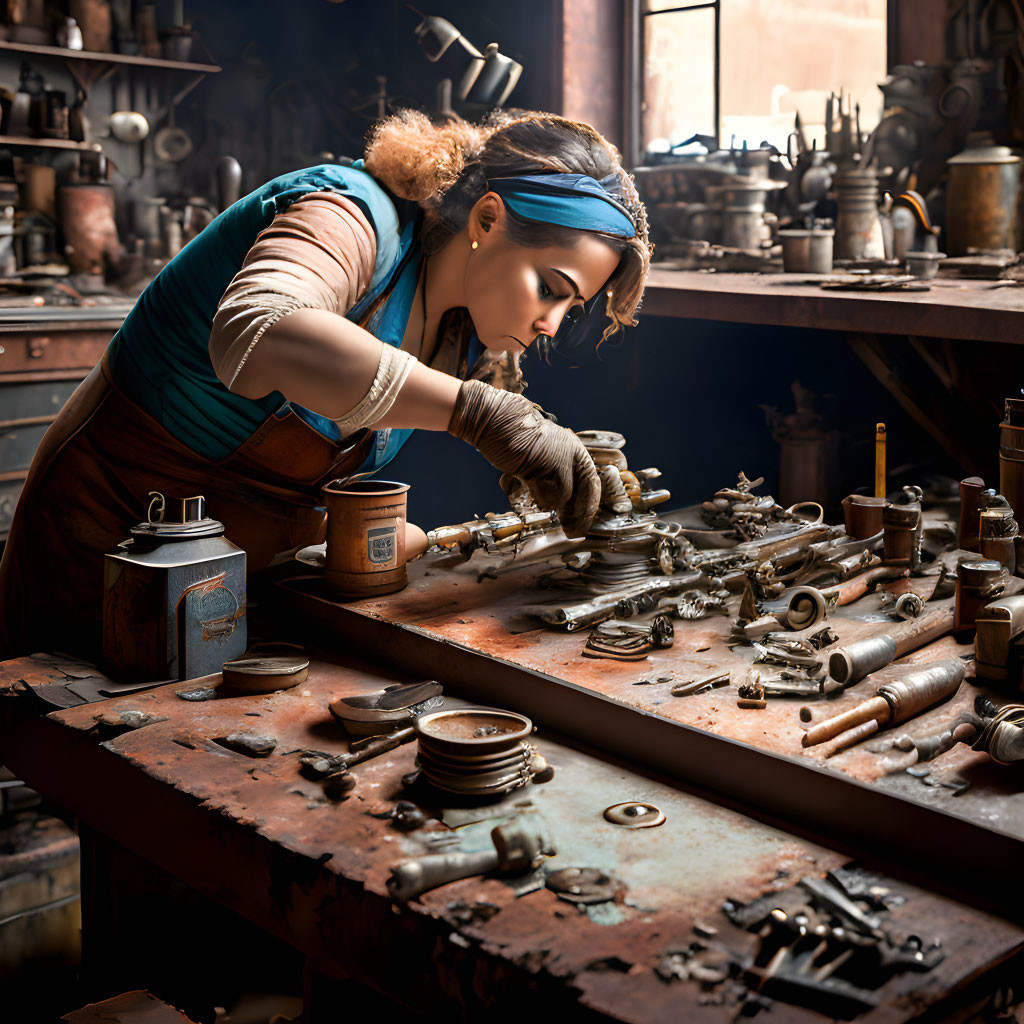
[955,558,1008,638]
[946,140,1021,256]
[999,398,1024,522]
[882,500,921,566]
[835,167,884,260]
[102,493,247,682]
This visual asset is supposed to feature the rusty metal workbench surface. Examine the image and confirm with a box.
[643,268,1024,343]
[275,554,1024,908]
[0,655,1021,1022]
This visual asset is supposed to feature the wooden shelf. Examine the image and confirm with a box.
[0,134,97,150]
[0,39,220,73]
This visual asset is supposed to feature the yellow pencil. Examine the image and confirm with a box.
[875,423,886,499]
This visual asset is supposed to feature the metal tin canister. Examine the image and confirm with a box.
[322,479,410,598]
[999,398,1024,522]
[979,507,1018,574]
[975,594,1024,685]
[946,141,1022,256]
[882,502,921,566]
[955,558,1008,637]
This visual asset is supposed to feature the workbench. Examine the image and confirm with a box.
[274,532,1024,918]
[1,651,1021,1022]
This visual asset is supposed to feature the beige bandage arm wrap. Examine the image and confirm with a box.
[210,190,379,395]
[333,342,418,433]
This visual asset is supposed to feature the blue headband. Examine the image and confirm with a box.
[487,173,636,239]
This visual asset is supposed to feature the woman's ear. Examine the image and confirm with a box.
[469,192,505,241]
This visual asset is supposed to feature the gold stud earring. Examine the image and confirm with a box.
[471,240,479,250]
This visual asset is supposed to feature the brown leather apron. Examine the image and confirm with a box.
[0,356,374,660]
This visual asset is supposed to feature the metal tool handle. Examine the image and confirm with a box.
[802,696,889,748]
[387,849,498,902]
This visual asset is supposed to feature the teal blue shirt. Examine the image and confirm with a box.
[107,163,418,469]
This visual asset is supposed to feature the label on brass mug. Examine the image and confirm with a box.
[367,524,397,566]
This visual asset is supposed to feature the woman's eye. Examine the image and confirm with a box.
[537,277,553,300]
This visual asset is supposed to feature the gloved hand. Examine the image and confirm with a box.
[448,380,600,538]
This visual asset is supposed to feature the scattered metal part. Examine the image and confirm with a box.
[828,635,897,688]
[329,680,443,736]
[807,626,840,650]
[665,588,729,620]
[176,686,217,702]
[89,708,168,738]
[583,615,674,661]
[221,652,309,693]
[387,821,550,902]
[299,726,417,779]
[725,868,943,1018]
[671,671,730,697]
[738,670,767,709]
[877,590,925,620]
[392,800,429,830]
[545,866,622,905]
[700,472,807,541]
[603,801,666,828]
[213,732,277,758]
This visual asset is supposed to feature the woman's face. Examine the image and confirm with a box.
[464,196,621,355]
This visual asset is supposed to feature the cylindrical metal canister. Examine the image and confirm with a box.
[835,168,883,260]
[842,494,885,540]
[955,558,1008,637]
[778,229,811,272]
[829,634,897,687]
[808,228,834,274]
[56,182,120,275]
[946,141,1022,256]
[877,658,965,724]
[975,594,1024,685]
[882,502,921,566]
[322,479,410,598]
[980,506,1018,574]
[999,398,1024,523]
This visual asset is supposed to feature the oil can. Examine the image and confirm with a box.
[102,492,246,681]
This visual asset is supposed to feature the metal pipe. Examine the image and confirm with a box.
[828,635,897,687]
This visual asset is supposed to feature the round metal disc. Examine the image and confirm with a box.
[603,801,666,828]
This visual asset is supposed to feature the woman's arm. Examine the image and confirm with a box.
[240,306,460,431]
[210,191,457,431]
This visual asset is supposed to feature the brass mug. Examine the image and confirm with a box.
[322,480,410,598]
[842,494,885,540]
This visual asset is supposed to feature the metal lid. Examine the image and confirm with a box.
[949,144,1020,165]
[129,492,224,542]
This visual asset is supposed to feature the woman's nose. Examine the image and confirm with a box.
[533,305,567,336]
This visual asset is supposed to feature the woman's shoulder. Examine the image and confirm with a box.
[257,162,397,235]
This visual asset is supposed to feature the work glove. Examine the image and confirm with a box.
[448,379,600,538]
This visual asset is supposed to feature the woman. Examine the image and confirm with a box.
[0,109,651,660]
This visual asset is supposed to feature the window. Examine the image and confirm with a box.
[641,0,888,155]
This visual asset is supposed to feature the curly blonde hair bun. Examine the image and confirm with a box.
[364,109,487,202]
